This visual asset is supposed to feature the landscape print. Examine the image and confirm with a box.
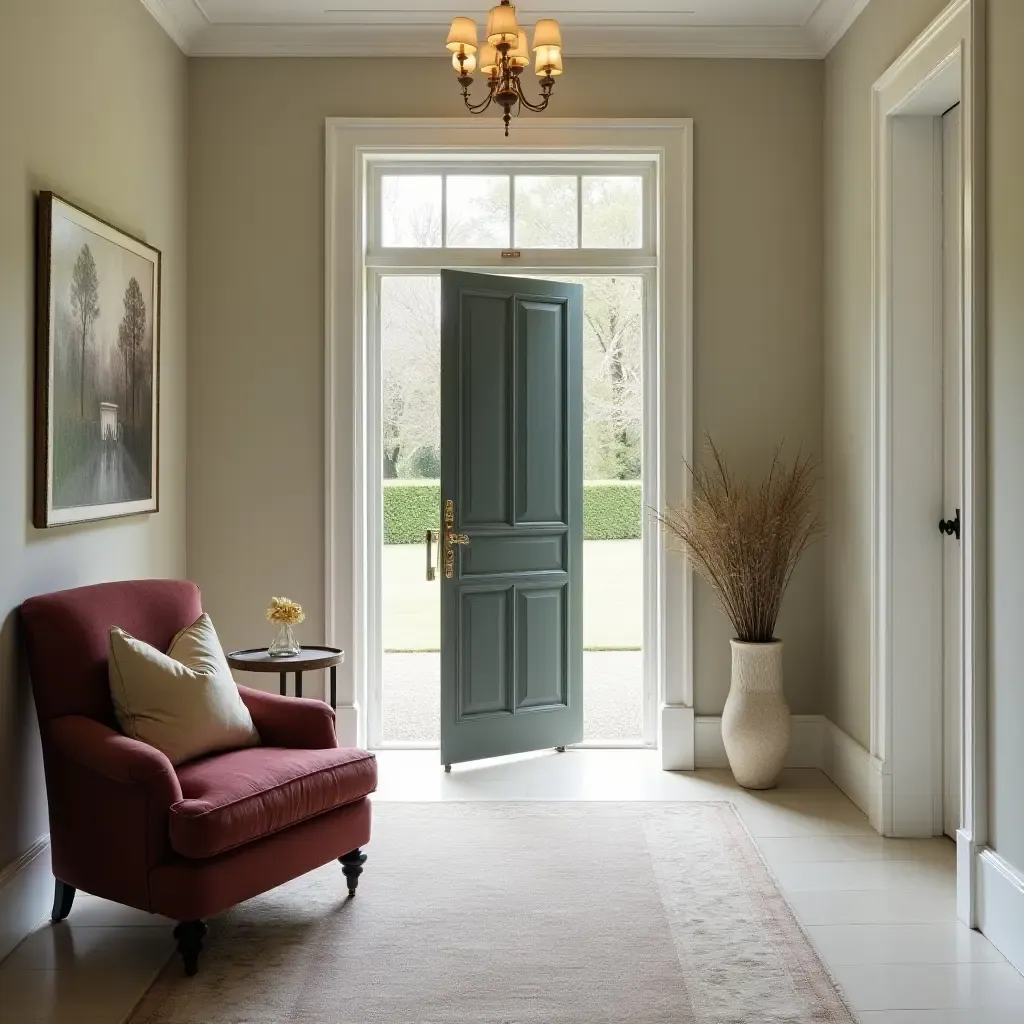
[35,194,160,527]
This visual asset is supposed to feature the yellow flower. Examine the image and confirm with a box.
[266,596,305,626]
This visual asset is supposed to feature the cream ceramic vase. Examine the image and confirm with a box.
[721,639,790,789]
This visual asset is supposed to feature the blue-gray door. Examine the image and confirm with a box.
[440,270,583,767]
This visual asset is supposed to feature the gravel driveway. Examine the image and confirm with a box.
[382,649,643,744]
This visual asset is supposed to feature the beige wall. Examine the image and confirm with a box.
[822,0,949,747]
[0,0,186,881]
[825,0,1024,879]
[987,0,1024,873]
[187,56,824,718]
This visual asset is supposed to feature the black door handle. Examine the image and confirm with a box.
[939,508,960,540]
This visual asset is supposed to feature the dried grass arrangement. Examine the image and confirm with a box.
[654,439,822,643]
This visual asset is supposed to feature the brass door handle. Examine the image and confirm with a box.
[443,499,470,579]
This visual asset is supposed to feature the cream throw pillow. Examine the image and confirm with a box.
[108,613,260,766]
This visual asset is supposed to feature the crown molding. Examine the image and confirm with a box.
[140,0,868,59]
[138,0,206,50]
[188,23,821,59]
[804,0,873,53]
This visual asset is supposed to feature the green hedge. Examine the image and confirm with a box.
[383,479,641,543]
[582,480,642,540]
[383,480,441,544]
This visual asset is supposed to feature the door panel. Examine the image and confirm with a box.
[941,104,962,840]
[441,270,583,766]
[461,291,513,528]
[516,298,565,525]
[461,533,566,577]
[515,585,568,711]
[458,587,513,719]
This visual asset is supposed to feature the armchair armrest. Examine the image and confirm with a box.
[45,716,183,906]
[238,685,338,750]
[49,715,182,806]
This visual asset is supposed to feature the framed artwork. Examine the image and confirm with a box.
[34,192,161,527]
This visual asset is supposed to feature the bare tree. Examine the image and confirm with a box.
[378,175,644,482]
[117,277,146,427]
[381,276,441,477]
[69,244,100,419]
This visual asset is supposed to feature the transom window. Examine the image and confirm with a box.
[369,161,653,255]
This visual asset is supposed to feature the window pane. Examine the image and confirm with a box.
[514,176,578,248]
[581,176,643,248]
[381,176,442,247]
[445,176,510,247]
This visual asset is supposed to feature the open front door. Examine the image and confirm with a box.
[439,270,583,767]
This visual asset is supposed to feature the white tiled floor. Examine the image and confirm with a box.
[1,750,1020,1023]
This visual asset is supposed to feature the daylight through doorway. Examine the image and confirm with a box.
[379,270,644,745]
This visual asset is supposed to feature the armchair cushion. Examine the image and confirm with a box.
[169,746,377,859]
[109,613,259,766]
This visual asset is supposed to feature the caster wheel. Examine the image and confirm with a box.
[444,764,452,773]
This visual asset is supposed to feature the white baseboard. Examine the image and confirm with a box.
[0,835,51,962]
[668,714,887,836]
[660,705,694,771]
[956,828,976,926]
[693,714,824,770]
[334,704,359,748]
[819,719,885,831]
[976,847,1024,974]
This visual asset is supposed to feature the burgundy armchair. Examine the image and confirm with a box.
[20,579,376,975]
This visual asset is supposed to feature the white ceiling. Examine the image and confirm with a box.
[140,0,871,58]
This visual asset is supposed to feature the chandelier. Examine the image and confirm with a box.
[446,1,563,137]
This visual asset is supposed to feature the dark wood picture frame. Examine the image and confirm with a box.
[34,192,161,528]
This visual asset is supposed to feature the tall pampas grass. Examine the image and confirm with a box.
[653,438,823,643]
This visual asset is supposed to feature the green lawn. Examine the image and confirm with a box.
[382,539,642,652]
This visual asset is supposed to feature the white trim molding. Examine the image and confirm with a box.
[141,0,869,58]
[694,715,886,831]
[695,715,825,771]
[0,835,51,962]
[819,719,885,832]
[661,706,695,771]
[869,0,987,932]
[805,0,873,54]
[138,0,203,50]
[325,118,694,761]
[976,849,1024,974]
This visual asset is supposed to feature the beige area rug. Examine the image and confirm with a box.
[128,802,857,1024]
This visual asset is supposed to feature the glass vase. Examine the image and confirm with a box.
[268,623,300,658]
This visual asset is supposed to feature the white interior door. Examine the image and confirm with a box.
[941,103,962,841]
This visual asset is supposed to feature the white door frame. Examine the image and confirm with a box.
[869,0,986,923]
[324,118,695,766]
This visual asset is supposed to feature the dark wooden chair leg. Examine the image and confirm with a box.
[173,920,208,976]
[339,848,367,897]
[51,880,76,922]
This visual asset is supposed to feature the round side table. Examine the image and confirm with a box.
[226,646,344,706]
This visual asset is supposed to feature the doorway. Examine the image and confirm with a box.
[868,9,982,880]
[379,271,645,749]
[326,118,693,773]
[371,166,654,754]
[941,102,962,841]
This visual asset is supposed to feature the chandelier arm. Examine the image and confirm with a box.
[463,85,495,114]
[514,89,552,113]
